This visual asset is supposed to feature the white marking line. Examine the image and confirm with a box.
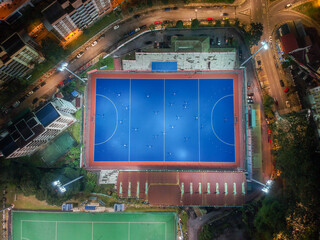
[92,222,93,240]
[128,222,130,240]
[198,79,201,162]
[56,221,57,240]
[21,220,167,224]
[210,94,235,146]
[21,220,22,240]
[163,79,166,162]
[94,94,119,145]
[128,79,132,162]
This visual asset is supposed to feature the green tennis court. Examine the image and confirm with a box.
[12,211,176,240]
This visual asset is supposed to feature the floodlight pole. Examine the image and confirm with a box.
[240,42,268,67]
[249,178,267,187]
[63,66,86,83]
[61,176,84,188]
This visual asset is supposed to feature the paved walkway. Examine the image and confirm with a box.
[114,58,121,70]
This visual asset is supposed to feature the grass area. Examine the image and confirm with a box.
[69,110,82,143]
[125,206,179,213]
[180,210,188,240]
[6,185,59,210]
[293,2,320,23]
[80,57,114,77]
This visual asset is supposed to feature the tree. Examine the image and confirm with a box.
[248,22,263,46]
[215,20,221,27]
[41,38,66,63]
[191,19,200,29]
[263,94,274,117]
[176,20,183,29]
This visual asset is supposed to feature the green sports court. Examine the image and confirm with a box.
[12,211,176,240]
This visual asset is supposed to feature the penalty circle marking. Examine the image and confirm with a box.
[211,94,235,146]
[95,94,118,145]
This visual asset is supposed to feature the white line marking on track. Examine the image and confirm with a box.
[94,94,119,145]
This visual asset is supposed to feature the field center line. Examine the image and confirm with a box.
[198,79,201,162]
[163,79,166,162]
[129,78,132,162]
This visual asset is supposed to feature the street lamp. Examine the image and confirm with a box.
[250,178,273,193]
[240,41,269,67]
[58,62,86,83]
[195,9,198,19]
[52,176,84,193]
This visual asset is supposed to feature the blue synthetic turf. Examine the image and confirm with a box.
[94,78,235,163]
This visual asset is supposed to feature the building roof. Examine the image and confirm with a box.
[117,171,247,206]
[0,0,30,21]
[42,1,66,24]
[172,36,210,52]
[35,103,60,127]
[0,134,19,157]
[0,112,45,157]
[280,33,299,54]
[1,33,25,56]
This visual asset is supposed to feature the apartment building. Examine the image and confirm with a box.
[0,33,44,85]
[0,99,76,158]
[42,0,111,40]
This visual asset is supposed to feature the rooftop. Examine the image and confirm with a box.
[42,1,66,24]
[35,103,60,127]
[0,0,30,21]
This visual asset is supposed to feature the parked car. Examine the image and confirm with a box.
[76,51,84,59]
[248,92,254,96]
[32,98,39,104]
[91,40,97,47]
[154,21,161,25]
[164,8,171,11]
[40,81,46,87]
[134,14,140,18]
[221,13,228,16]
[285,3,292,8]
[113,25,119,30]
[284,87,289,93]
[207,17,213,21]
[247,96,253,100]
[32,85,40,92]
[135,28,140,32]
[247,99,254,104]
[144,41,152,45]
[128,30,135,36]
[12,101,20,108]
[85,45,91,50]
[19,96,27,103]
[27,91,34,97]
[173,7,178,10]
[280,79,284,87]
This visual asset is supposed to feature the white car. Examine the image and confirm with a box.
[85,45,91,50]
[114,25,119,30]
[285,3,292,8]
[135,27,140,32]
[77,51,84,58]
[91,41,97,47]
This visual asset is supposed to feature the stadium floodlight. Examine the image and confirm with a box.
[52,176,84,194]
[262,187,269,193]
[58,62,86,83]
[240,41,269,67]
[266,180,273,186]
[53,180,60,186]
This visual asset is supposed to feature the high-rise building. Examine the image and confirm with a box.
[42,0,111,40]
[0,98,76,158]
[0,33,44,85]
